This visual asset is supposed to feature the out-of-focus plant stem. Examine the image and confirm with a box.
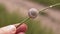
[39,3,60,12]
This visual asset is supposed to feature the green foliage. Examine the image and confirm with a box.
[0,4,54,34]
[32,0,60,9]
[26,20,54,34]
[0,4,25,27]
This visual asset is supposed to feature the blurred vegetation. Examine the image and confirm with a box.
[32,0,60,9]
[0,4,26,27]
[0,4,54,34]
[39,11,48,16]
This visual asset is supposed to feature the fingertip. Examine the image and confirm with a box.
[16,23,28,34]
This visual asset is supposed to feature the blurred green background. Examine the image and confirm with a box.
[0,4,54,34]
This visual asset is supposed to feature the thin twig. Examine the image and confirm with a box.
[16,17,30,28]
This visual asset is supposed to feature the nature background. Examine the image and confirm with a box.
[0,0,60,34]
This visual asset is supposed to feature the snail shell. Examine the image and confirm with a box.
[28,8,38,19]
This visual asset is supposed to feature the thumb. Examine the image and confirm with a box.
[0,25,16,34]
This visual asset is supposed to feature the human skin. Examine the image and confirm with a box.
[0,23,28,34]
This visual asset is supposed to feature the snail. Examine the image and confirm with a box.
[28,8,38,19]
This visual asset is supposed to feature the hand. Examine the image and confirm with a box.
[0,23,28,34]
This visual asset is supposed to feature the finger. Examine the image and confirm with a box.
[18,32,25,34]
[0,25,16,34]
[16,23,28,34]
